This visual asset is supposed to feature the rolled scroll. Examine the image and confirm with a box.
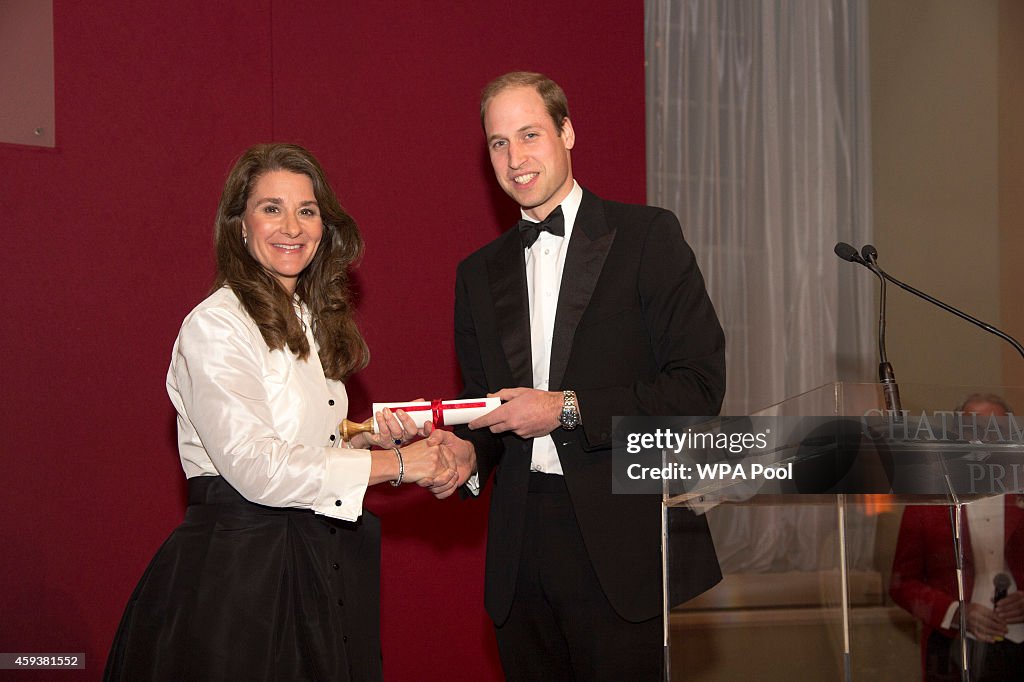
[340,397,501,441]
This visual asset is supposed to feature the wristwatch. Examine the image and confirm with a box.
[559,390,580,430]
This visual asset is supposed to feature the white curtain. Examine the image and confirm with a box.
[646,1,877,573]
[646,0,875,416]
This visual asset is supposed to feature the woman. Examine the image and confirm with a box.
[105,143,455,681]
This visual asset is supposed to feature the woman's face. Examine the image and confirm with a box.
[241,170,324,294]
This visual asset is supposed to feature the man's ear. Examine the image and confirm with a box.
[560,117,576,151]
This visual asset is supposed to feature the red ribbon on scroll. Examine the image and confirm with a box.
[396,400,490,428]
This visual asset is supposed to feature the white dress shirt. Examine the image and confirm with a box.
[167,286,372,522]
[940,497,1024,642]
[523,181,583,475]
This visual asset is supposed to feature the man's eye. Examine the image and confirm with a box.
[491,140,506,150]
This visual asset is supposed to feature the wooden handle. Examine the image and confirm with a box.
[341,417,374,442]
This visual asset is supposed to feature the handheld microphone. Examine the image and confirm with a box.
[994,573,1011,604]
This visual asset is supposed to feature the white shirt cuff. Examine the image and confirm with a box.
[464,472,481,496]
[940,600,960,631]
[312,447,371,521]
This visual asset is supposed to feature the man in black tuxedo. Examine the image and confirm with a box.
[430,72,725,680]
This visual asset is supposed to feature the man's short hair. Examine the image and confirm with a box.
[480,71,570,134]
[957,392,1014,414]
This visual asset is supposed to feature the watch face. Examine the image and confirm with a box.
[560,408,579,430]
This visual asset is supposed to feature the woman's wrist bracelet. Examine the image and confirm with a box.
[390,447,404,487]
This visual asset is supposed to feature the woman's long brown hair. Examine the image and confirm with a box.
[212,143,368,380]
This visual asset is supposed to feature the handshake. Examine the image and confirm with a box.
[345,388,569,497]
[345,404,478,499]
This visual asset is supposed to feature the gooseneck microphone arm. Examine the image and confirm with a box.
[860,245,903,417]
[873,260,1024,361]
[860,245,891,367]
[834,242,902,418]
[836,240,1024,404]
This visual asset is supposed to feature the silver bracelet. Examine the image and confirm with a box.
[390,447,404,487]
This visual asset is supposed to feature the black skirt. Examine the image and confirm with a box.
[104,476,383,682]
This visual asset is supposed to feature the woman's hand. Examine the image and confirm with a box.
[398,438,457,489]
[350,403,432,449]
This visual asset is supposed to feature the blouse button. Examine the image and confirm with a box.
[330,434,336,442]
[329,399,335,406]
[335,500,342,506]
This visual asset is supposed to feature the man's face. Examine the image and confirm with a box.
[484,86,575,221]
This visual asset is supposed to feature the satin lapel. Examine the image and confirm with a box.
[549,190,615,390]
[487,229,534,388]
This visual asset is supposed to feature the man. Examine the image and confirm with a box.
[431,72,725,680]
[890,394,1024,680]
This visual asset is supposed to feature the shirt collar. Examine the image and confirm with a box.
[519,180,583,240]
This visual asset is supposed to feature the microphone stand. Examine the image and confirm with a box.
[940,466,970,682]
[835,240,1024,408]
[860,246,903,423]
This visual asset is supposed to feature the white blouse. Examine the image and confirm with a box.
[166,287,371,522]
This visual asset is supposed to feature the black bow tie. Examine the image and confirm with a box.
[518,206,565,249]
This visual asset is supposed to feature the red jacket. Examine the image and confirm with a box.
[890,496,1024,666]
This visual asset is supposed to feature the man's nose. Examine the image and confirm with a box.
[507,140,526,168]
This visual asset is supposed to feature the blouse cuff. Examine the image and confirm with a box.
[312,447,372,522]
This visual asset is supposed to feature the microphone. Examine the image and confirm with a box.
[994,573,1011,604]
[860,244,879,264]
[833,242,865,265]
[835,242,902,419]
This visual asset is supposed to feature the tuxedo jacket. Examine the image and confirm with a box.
[454,188,726,625]
[890,498,1024,657]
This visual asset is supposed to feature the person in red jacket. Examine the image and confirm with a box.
[890,394,1024,681]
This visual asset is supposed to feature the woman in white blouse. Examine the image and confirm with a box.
[104,143,455,681]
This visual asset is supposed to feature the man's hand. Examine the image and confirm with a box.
[964,602,1009,642]
[468,387,562,438]
[424,429,477,499]
[995,592,1024,625]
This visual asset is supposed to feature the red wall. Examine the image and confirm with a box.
[0,2,646,679]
